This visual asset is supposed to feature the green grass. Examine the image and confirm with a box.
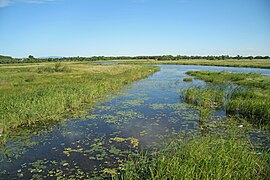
[0,62,159,143]
[183,77,193,82]
[121,133,269,180]
[120,113,269,180]
[186,71,270,90]
[36,62,71,73]
[181,85,224,108]
[113,59,270,69]
[182,71,270,127]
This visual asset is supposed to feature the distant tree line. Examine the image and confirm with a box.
[0,55,269,64]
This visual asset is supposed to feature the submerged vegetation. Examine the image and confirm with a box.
[0,62,159,143]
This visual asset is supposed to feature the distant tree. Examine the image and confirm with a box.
[236,55,242,60]
[207,56,215,60]
[221,55,229,60]
[0,55,15,64]
[28,55,35,59]
[255,56,263,59]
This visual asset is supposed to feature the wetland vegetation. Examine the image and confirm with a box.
[121,70,270,180]
[116,59,270,69]
[184,71,270,127]
[183,77,193,82]
[1,0,269,178]
[0,63,269,179]
[0,62,159,143]
[122,131,269,179]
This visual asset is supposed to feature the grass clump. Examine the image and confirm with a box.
[183,71,270,127]
[181,85,225,123]
[0,62,159,143]
[181,86,224,108]
[183,77,193,82]
[37,63,71,73]
[122,134,269,180]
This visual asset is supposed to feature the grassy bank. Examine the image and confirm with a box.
[121,133,269,180]
[0,62,159,143]
[113,59,270,69]
[186,71,270,89]
[183,71,270,127]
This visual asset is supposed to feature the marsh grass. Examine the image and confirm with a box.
[183,77,193,82]
[0,62,159,143]
[186,71,270,90]
[181,86,224,108]
[182,71,270,127]
[181,85,225,123]
[118,101,270,180]
[120,133,269,180]
[37,63,71,73]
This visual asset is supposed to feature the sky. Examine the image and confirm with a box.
[0,0,270,58]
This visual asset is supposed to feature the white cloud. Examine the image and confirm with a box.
[19,0,58,4]
[0,0,11,7]
[0,0,59,7]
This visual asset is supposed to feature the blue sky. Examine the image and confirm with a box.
[0,0,269,57]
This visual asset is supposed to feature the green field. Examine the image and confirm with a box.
[0,62,159,143]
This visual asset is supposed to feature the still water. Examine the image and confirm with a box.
[1,65,269,179]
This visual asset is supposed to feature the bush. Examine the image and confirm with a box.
[37,63,71,73]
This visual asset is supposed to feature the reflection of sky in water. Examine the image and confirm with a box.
[1,65,270,179]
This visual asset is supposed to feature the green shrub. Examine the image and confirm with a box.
[37,63,71,73]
